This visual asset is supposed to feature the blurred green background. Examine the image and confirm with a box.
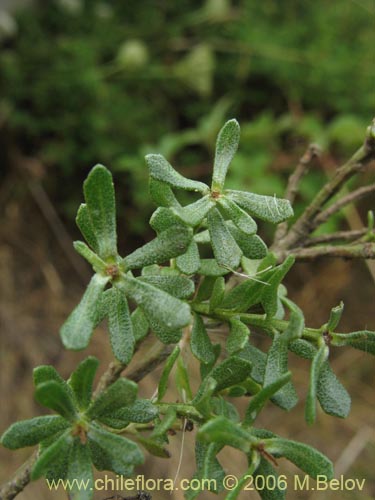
[1,0,374,238]
[0,1,374,499]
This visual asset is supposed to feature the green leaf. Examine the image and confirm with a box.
[226,190,293,224]
[195,276,216,302]
[185,442,224,499]
[33,365,66,388]
[331,330,375,355]
[35,381,77,421]
[31,430,73,480]
[238,343,267,384]
[73,241,107,274]
[176,356,194,401]
[281,300,305,342]
[305,344,329,425]
[261,256,295,317]
[244,372,292,426]
[226,318,249,355]
[198,259,229,276]
[176,240,201,274]
[139,275,194,299]
[173,196,215,226]
[198,416,254,452]
[68,357,99,411]
[212,119,240,191]
[207,207,242,268]
[106,287,134,364]
[123,225,191,270]
[218,196,257,234]
[146,154,209,193]
[327,301,344,331]
[253,456,286,500]
[209,277,225,313]
[225,456,261,500]
[149,206,182,232]
[88,423,143,475]
[86,378,137,419]
[76,203,99,254]
[137,436,171,458]
[83,164,117,259]
[131,307,149,342]
[210,356,252,392]
[192,377,217,418]
[264,438,334,480]
[1,416,70,450]
[264,334,298,410]
[119,275,191,332]
[149,178,180,208]
[317,362,351,418]
[146,315,182,344]
[157,346,180,401]
[211,397,240,421]
[98,400,158,429]
[190,314,215,365]
[60,273,109,350]
[228,223,268,259]
[66,439,93,500]
[151,407,177,439]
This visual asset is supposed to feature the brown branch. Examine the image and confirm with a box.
[0,451,39,500]
[274,144,321,242]
[313,183,375,228]
[302,228,369,247]
[273,119,375,255]
[289,242,375,261]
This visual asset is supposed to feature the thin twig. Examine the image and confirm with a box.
[274,144,321,242]
[289,242,375,261]
[313,183,375,228]
[302,228,369,247]
[272,120,375,256]
[0,451,39,500]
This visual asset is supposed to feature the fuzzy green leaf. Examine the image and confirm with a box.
[218,196,257,234]
[210,356,252,392]
[226,318,250,355]
[207,207,242,268]
[157,346,181,401]
[146,154,209,193]
[198,259,229,276]
[176,240,201,274]
[86,378,137,419]
[139,275,194,299]
[149,206,182,232]
[119,275,191,332]
[317,362,351,418]
[68,357,99,411]
[190,314,215,365]
[331,330,375,355]
[176,356,194,401]
[327,301,344,331]
[1,415,70,450]
[60,273,109,350]
[226,190,293,224]
[264,438,334,480]
[151,407,177,439]
[228,223,268,259]
[261,256,295,317]
[106,287,134,364]
[244,372,292,426]
[305,344,329,425]
[76,203,99,254]
[33,365,66,388]
[83,164,117,259]
[146,314,182,344]
[34,381,77,421]
[192,377,217,418]
[198,416,254,452]
[238,343,267,384]
[98,400,158,429]
[264,334,298,410]
[149,178,180,208]
[66,439,93,500]
[209,277,225,313]
[73,241,107,273]
[137,436,171,458]
[173,196,215,226]
[282,300,305,342]
[123,225,192,270]
[88,423,143,475]
[31,430,73,480]
[253,457,286,500]
[131,307,149,342]
[212,119,240,191]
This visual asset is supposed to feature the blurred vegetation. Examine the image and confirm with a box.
[0,0,374,235]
